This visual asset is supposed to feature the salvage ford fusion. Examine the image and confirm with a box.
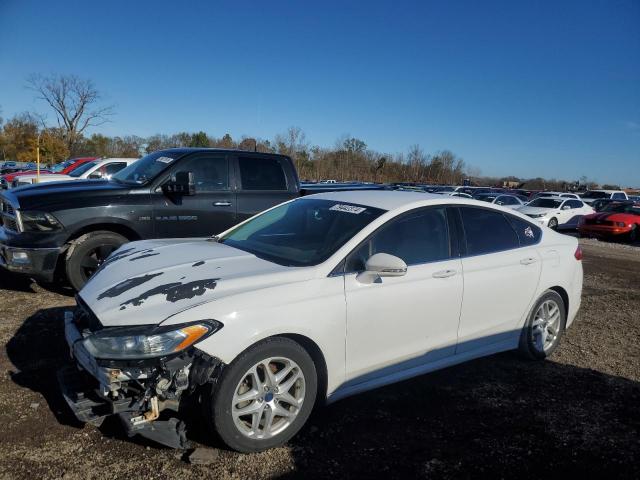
[58,191,583,452]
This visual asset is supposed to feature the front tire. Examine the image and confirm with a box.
[518,290,566,360]
[547,217,558,230]
[206,337,317,452]
[65,231,128,291]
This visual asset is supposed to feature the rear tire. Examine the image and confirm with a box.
[65,231,128,291]
[630,224,638,243]
[518,290,566,360]
[205,337,317,453]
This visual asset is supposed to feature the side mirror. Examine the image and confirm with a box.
[162,171,196,195]
[88,171,103,179]
[356,253,407,284]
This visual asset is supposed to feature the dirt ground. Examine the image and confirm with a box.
[0,239,638,479]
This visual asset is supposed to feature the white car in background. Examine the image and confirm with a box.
[518,196,594,230]
[475,193,526,209]
[58,191,582,452]
[532,192,581,200]
[11,158,138,188]
[580,190,629,205]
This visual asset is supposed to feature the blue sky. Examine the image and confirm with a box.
[1,0,638,186]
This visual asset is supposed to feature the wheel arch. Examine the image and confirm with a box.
[65,222,141,245]
[548,285,569,318]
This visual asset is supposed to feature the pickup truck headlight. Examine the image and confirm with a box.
[83,321,221,360]
[19,211,63,232]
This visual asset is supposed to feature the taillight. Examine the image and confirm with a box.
[574,246,583,261]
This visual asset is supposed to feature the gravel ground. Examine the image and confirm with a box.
[0,239,638,479]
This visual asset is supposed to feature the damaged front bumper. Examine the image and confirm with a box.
[57,311,223,449]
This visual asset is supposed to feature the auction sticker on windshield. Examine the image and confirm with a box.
[329,204,367,214]
[156,156,174,164]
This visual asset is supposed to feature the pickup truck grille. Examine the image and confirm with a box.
[0,199,19,232]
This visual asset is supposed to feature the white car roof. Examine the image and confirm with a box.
[305,189,495,211]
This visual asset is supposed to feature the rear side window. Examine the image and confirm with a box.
[460,207,519,255]
[612,192,626,200]
[506,215,542,246]
[345,207,451,272]
[239,157,287,191]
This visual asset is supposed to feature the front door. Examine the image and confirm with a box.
[343,207,463,386]
[152,153,236,238]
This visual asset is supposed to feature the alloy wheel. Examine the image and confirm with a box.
[231,357,306,440]
[531,299,561,353]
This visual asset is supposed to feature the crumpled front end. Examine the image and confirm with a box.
[57,304,224,449]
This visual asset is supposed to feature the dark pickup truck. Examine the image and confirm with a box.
[0,148,302,290]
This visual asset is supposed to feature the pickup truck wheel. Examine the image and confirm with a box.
[65,231,128,290]
[518,290,566,360]
[206,337,317,452]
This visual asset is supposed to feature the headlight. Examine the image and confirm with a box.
[83,321,222,359]
[19,211,63,232]
[528,213,546,218]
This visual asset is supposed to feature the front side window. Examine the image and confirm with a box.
[345,208,451,272]
[239,156,287,191]
[564,200,583,209]
[460,207,520,255]
[178,155,229,192]
[220,199,385,267]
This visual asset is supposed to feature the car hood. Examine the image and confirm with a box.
[79,239,312,327]
[517,206,555,215]
[16,174,73,182]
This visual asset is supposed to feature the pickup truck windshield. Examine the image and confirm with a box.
[112,151,178,185]
[219,199,386,267]
[69,161,98,177]
[582,191,609,199]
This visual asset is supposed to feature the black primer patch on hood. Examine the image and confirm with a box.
[192,261,205,267]
[97,272,165,300]
[129,251,160,261]
[119,278,221,310]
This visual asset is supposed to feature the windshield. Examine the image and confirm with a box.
[528,198,562,208]
[69,161,98,177]
[601,203,640,215]
[112,151,178,185]
[582,191,609,199]
[51,161,72,173]
[219,199,386,267]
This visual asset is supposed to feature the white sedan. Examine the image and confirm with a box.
[58,191,583,452]
[518,196,594,230]
[11,158,138,188]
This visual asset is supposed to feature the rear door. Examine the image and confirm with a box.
[456,206,542,353]
[152,153,236,238]
[233,155,298,223]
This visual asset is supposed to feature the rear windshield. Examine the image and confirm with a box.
[582,191,609,199]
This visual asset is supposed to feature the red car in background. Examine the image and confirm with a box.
[0,157,96,189]
[578,201,640,242]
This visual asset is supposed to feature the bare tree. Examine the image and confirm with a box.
[27,74,114,153]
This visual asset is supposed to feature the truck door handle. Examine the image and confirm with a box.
[432,269,457,278]
[213,201,232,206]
[520,257,538,265]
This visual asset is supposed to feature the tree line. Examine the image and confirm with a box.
[0,73,617,189]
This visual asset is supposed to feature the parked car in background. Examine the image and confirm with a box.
[0,148,300,290]
[11,158,137,188]
[581,190,628,205]
[438,191,473,198]
[1,157,97,189]
[57,190,583,452]
[578,201,640,242]
[475,193,526,209]
[517,196,594,230]
[589,198,619,212]
[532,192,581,200]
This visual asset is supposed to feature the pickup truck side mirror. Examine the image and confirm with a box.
[356,253,407,284]
[162,171,196,195]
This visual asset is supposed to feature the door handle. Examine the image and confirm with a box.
[520,257,538,265]
[432,269,457,278]
[213,201,232,206]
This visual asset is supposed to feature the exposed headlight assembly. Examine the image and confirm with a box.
[83,321,222,360]
[18,211,63,232]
